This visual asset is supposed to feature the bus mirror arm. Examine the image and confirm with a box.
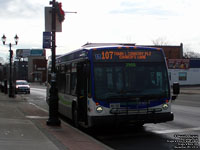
[173,82,180,95]
[172,82,180,101]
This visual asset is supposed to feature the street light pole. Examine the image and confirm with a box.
[46,0,61,126]
[9,43,13,97]
[1,34,19,98]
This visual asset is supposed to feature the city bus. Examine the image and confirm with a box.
[46,43,180,128]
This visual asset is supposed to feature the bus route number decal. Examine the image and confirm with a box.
[96,51,152,60]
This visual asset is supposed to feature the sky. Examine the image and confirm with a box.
[0,0,200,63]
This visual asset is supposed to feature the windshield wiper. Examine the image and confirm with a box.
[125,89,143,93]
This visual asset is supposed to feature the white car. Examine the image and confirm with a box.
[15,80,30,94]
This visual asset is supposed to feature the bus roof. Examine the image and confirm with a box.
[82,42,136,48]
[82,43,162,50]
[56,44,163,64]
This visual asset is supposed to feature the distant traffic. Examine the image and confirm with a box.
[15,80,30,94]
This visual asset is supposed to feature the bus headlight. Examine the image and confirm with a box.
[162,104,169,110]
[96,106,103,113]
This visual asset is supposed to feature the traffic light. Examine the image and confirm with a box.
[55,2,65,23]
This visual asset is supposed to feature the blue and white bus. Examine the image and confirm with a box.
[46,44,180,128]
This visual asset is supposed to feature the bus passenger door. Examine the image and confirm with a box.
[76,62,88,124]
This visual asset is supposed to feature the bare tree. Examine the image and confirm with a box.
[0,57,4,64]
[183,45,200,58]
[152,37,169,46]
[183,51,200,58]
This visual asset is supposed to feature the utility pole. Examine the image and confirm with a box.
[46,0,61,126]
[46,0,76,126]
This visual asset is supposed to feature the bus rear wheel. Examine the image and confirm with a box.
[72,107,79,128]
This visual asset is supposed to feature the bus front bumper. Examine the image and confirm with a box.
[89,112,174,127]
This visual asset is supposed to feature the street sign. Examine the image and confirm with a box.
[16,49,30,58]
[30,49,45,56]
[45,7,62,32]
[43,32,51,48]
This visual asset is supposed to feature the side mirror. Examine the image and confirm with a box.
[172,82,180,100]
[173,82,180,95]
[172,96,177,100]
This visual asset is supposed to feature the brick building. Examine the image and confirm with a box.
[14,61,28,81]
[15,49,47,83]
[28,56,47,82]
[139,43,183,59]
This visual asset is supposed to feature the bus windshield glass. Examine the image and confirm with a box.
[93,62,169,100]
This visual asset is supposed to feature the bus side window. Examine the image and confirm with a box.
[65,74,70,94]
[57,72,66,93]
[71,73,77,95]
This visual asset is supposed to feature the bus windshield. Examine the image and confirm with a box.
[93,62,169,100]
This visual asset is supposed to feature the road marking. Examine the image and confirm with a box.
[31,88,46,91]
[29,102,48,113]
[154,127,200,134]
[26,116,48,119]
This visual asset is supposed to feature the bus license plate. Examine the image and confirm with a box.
[110,103,120,108]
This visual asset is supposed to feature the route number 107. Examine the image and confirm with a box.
[102,51,114,60]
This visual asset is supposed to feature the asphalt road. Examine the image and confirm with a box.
[21,86,48,112]
[22,86,200,150]
[86,93,200,150]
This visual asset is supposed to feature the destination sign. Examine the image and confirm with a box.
[92,49,163,62]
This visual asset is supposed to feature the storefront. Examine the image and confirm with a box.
[168,59,200,86]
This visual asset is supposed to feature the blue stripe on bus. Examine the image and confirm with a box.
[88,50,96,99]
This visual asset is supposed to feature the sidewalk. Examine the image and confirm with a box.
[0,92,112,150]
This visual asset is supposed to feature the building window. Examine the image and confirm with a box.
[179,72,187,81]
[71,73,77,95]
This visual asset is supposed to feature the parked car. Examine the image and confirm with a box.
[15,80,30,94]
